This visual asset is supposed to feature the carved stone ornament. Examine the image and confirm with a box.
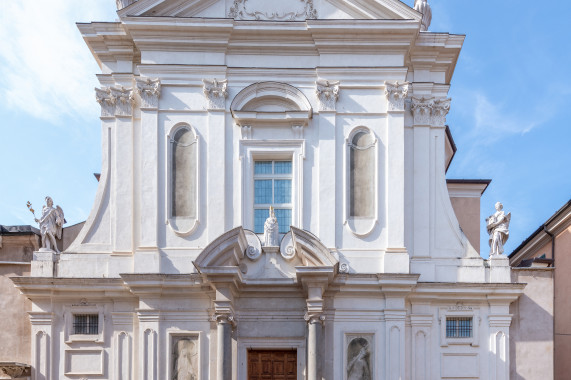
[339,262,349,274]
[292,125,304,139]
[304,312,326,324]
[384,81,409,111]
[316,79,340,112]
[263,206,280,247]
[244,230,262,261]
[448,303,473,311]
[228,0,317,21]
[30,196,65,253]
[110,86,135,117]
[136,77,161,109]
[0,363,31,378]
[212,313,236,326]
[410,97,433,125]
[486,202,511,256]
[240,125,252,139]
[203,78,228,110]
[95,87,116,118]
[279,231,296,261]
[414,0,432,32]
[431,98,451,126]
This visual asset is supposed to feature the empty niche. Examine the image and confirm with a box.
[346,127,377,236]
[346,336,372,380]
[168,125,199,236]
[172,336,199,380]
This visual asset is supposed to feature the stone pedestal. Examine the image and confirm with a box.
[31,250,58,277]
[488,255,510,283]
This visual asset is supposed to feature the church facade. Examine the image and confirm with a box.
[12,1,523,379]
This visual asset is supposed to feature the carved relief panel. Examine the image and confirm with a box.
[345,334,374,380]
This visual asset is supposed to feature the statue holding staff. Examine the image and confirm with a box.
[27,196,65,253]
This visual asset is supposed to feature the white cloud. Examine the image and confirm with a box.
[0,0,117,123]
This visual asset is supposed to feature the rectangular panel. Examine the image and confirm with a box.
[441,354,479,378]
[248,350,297,380]
[64,349,103,375]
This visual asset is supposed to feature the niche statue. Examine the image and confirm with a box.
[486,202,511,256]
[347,337,371,380]
[27,197,65,253]
[172,338,198,380]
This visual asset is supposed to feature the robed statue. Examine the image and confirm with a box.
[32,196,65,253]
[486,202,510,256]
[263,206,280,247]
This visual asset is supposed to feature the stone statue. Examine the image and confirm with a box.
[173,339,197,380]
[414,0,432,32]
[486,202,511,256]
[31,196,65,253]
[347,338,371,380]
[263,206,280,246]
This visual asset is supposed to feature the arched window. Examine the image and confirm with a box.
[168,125,198,235]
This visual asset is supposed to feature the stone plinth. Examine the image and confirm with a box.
[489,255,510,283]
[31,250,58,277]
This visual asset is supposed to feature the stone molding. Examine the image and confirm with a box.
[384,81,409,111]
[110,86,135,117]
[304,312,325,325]
[95,87,116,118]
[0,363,31,378]
[135,77,161,109]
[228,0,317,21]
[410,96,451,126]
[316,79,340,112]
[203,78,228,110]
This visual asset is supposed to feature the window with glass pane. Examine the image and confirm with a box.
[254,160,292,234]
[73,314,99,335]
[446,317,472,338]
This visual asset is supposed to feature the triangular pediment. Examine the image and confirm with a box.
[118,0,420,21]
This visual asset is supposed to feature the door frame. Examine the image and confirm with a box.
[238,337,305,380]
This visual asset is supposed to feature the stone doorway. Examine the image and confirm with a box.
[247,350,297,380]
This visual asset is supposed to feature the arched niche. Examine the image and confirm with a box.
[344,127,378,237]
[230,82,312,127]
[166,123,200,236]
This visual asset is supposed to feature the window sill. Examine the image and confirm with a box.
[65,335,104,344]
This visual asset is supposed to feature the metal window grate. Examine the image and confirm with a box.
[73,314,98,335]
[446,317,472,338]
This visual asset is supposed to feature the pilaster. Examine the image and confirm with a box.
[29,312,54,380]
[137,310,159,380]
[112,312,134,380]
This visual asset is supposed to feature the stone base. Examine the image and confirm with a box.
[31,250,58,277]
[488,255,511,283]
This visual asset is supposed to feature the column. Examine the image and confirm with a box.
[203,78,228,240]
[316,79,339,248]
[215,314,234,380]
[384,82,410,272]
[305,314,324,380]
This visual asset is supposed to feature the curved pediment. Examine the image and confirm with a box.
[290,227,338,267]
[193,226,247,268]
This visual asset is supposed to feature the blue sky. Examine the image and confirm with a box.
[0,0,569,258]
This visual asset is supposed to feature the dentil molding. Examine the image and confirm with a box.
[316,79,340,112]
[136,77,161,109]
[384,81,409,111]
[203,79,228,110]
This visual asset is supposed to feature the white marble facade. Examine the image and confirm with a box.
[13,0,524,379]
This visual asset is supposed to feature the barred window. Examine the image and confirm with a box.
[73,314,99,335]
[446,317,472,338]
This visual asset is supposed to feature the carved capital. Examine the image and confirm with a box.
[240,125,252,139]
[384,81,409,111]
[304,312,325,325]
[291,125,304,139]
[203,78,228,110]
[110,87,134,117]
[211,313,236,326]
[410,96,433,125]
[431,98,451,127]
[136,77,161,109]
[316,79,340,112]
[95,87,116,118]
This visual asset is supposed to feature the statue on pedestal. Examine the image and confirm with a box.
[27,196,65,253]
[486,202,511,256]
[263,206,280,247]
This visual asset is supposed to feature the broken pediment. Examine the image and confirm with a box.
[117,0,421,21]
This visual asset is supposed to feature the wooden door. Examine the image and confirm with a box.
[248,350,297,380]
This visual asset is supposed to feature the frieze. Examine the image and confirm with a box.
[316,79,340,112]
[384,81,409,111]
[229,0,317,21]
[136,77,161,109]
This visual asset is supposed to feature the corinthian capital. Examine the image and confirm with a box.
[95,87,116,118]
[431,98,451,127]
[384,81,409,111]
[110,87,135,117]
[203,78,228,110]
[136,77,161,109]
[410,97,433,125]
[316,79,340,112]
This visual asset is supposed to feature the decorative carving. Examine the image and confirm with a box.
[316,79,340,112]
[172,336,199,380]
[304,313,325,324]
[244,230,262,261]
[212,313,236,326]
[431,98,451,126]
[339,262,349,274]
[347,337,372,380]
[414,0,432,32]
[203,79,228,110]
[410,97,433,125]
[136,77,161,109]
[240,125,252,139]
[279,231,296,261]
[263,206,280,247]
[95,87,116,118]
[110,87,135,117]
[0,364,31,378]
[228,0,317,21]
[448,303,473,311]
[29,197,65,253]
[384,81,409,111]
[486,202,511,256]
[291,125,304,139]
